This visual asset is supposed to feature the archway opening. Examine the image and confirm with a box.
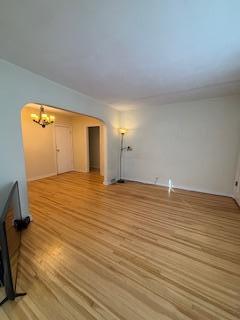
[20,102,108,217]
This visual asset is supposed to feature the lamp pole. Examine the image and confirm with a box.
[118,132,125,183]
[117,128,129,183]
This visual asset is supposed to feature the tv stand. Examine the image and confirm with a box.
[0,292,27,306]
[0,252,3,287]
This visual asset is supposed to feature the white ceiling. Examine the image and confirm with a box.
[1,0,240,110]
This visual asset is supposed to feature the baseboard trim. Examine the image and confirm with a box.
[122,177,233,198]
[103,177,118,185]
[74,168,89,173]
[27,172,57,182]
[234,197,240,207]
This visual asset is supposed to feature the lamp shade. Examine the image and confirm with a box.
[119,128,128,134]
[31,113,38,120]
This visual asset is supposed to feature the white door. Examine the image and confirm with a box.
[234,153,240,205]
[55,125,73,174]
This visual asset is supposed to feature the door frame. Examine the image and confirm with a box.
[234,152,240,206]
[85,125,105,176]
[54,124,74,174]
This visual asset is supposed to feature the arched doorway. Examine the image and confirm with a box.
[21,103,107,181]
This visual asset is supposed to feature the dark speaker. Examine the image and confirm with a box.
[14,216,31,231]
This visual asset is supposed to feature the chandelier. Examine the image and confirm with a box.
[31,105,55,128]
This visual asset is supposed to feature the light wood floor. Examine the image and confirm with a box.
[1,171,240,319]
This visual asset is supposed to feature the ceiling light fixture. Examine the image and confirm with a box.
[31,105,55,128]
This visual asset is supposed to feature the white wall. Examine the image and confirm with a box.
[0,59,120,218]
[121,96,240,196]
[22,107,58,180]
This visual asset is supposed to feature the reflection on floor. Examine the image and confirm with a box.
[1,171,240,319]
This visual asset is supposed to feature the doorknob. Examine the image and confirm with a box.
[56,149,60,152]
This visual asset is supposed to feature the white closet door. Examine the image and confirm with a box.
[234,153,240,206]
[55,125,73,174]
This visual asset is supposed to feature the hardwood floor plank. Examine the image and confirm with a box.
[1,171,240,319]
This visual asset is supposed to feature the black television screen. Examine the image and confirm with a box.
[0,181,25,305]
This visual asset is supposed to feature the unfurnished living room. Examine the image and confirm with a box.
[0,1,240,319]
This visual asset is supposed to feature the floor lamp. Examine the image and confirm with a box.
[118,128,128,183]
